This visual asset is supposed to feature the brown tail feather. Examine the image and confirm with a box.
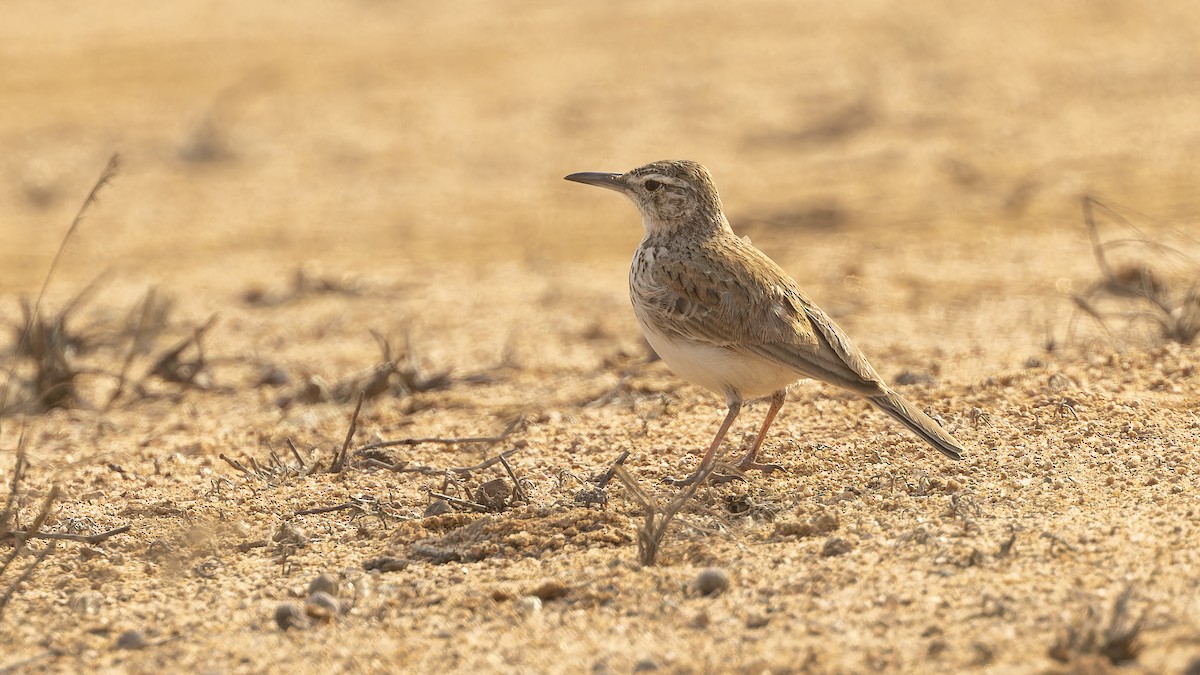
[869,388,965,460]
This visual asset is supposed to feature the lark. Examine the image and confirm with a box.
[565,160,966,482]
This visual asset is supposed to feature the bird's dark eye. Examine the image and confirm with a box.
[644,179,661,192]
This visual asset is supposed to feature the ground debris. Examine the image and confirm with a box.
[1071,196,1200,346]
[1048,587,1144,667]
[772,511,839,539]
[386,506,630,565]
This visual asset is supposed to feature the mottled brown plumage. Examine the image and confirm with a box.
[565,160,965,482]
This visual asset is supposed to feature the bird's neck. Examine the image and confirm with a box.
[640,210,732,240]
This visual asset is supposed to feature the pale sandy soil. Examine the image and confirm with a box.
[2,2,1200,673]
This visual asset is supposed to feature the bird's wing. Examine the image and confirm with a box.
[638,240,886,396]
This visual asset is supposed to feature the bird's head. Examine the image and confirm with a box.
[565,160,727,236]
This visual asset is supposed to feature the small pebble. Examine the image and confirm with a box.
[528,580,568,601]
[695,568,730,597]
[475,478,511,511]
[308,572,339,598]
[79,546,106,561]
[514,595,542,616]
[633,658,660,672]
[745,614,770,629]
[305,591,340,622]
[69,591,103,617]
[146,539,174,560]
[273,523,307,546]
[257,365,289,387]
[424,499,452,517]
[115,630,149,650]
[275,603,305,631]
[772,512,839,538]
[821,537,853,557]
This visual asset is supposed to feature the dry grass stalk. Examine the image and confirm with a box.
[1073,196,1200,345]
[149,313,218,387]
[1048,587,1144,666]
[1,155,120,417]
[105,287,174,409]
[613,458,718,566]
[0,473,61,623]
[328,392,365,473]
[278,331,450,407]
[1,155,119,410]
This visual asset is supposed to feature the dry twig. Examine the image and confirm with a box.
[0,484,62,622]
[149,314,218,386]
[0,432,28,537]
[1,155,120,419]
[613,456,718,566]
[286,439,306,470]
[219,453,259,480]
[277,330,450,406]
[8,525,130,545]
[294,495,405,526]
[295,502,357,516]
[0,543,55,622]
[594,450,630,489]
[572,450,631,508]
[498,454,529,504]
[427,491,493,513]
[105,287,171,409]
[359,446,525,477]
[329,392,365,473]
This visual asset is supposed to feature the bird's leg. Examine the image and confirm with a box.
[666,398,742,486]
[735,389,786,473]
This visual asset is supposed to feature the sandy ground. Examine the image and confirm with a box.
[2,1,1200,673]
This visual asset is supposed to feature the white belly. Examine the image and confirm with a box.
[640,322,802,401]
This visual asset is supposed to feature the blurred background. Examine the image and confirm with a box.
[2,0,1199,324]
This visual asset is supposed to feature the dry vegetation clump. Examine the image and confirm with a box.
[1071,196,1200,346]
[1048,587,1145,669]
[4,295,88,413]
[240,262,365,308]
[0,288,227,415]
[276,330,451,407]
[1,157,120,416]
[0,158,234,416]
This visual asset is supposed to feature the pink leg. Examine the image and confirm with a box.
[667,399,742,485]
[736,389,786,473]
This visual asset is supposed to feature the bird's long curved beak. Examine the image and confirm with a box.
[564,171,626,192]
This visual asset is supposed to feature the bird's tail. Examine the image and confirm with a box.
[868,388,966,460]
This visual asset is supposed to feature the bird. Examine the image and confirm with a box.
[564,160,966,483]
